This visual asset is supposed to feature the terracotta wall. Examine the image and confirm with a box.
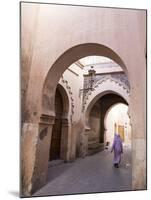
[21,2,146,195]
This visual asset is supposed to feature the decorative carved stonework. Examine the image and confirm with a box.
[59,76,75,123]
[83,72,130,96]
[82,73,130,111]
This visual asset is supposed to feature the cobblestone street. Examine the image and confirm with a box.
[33,146,132,197]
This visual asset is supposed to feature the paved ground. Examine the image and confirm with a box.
[33,145,132,197]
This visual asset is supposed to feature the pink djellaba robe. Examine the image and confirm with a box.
[111,134,123,164]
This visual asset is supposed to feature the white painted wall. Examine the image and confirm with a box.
[105,103,131,146]
[61,63,84,123]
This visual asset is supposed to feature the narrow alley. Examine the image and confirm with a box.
[33,146,132,197]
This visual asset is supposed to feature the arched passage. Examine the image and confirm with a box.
[84,77,129,128]
[31,43,130,193]
[21,5,147,195]
[85,92,129,155]
[42,43,128,116]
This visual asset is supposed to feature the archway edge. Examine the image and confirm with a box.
[42,43,128,115]
[84,79,129,128]
[85,90,128,128]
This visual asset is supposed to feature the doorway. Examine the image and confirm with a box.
[118,125,125,142]
[49,88,63,161]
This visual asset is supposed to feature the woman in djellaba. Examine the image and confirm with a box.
[111,133,123,168]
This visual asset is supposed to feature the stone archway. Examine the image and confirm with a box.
[82,78,130,156]
[25,43,129,194]
[85,92,129,155]
[40,43,129,163]
[84,78,130,128]
[42,43,128,117]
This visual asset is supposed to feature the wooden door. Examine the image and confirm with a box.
[118,125,125,142]
[49,89,63,161]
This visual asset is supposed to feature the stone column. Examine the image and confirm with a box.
[129,65,146,190]
[21,122,39,196]
[132,137,146,189]
[130,103,146,190]
[30,114,55,194]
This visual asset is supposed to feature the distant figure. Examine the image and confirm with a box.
[111,133,123,168]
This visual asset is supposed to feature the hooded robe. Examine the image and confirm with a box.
[111,134,123,164]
